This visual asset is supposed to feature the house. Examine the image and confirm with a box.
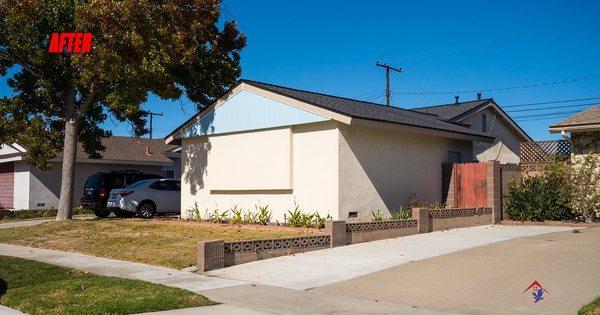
[413,95,532,164]
[549,104,600,155]
[0,137,180,210]
[166,80,495,221]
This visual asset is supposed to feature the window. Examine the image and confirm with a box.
[348,211,359,219]
[448,151,462,163]
[482,113,487,132]
[163,170,175,179]
[149,180,170,190]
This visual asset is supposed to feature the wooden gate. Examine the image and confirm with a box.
[454,163,487,208]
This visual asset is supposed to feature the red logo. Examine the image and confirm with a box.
[48,32,92,54]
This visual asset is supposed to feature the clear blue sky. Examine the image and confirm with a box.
[2,0,600,140]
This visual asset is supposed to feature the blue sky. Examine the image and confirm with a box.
[2,0,600,140]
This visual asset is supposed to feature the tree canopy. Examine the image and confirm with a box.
[0,0,246,218]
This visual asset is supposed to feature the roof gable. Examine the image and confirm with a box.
[412,99,491,121]
[177,89,328,139]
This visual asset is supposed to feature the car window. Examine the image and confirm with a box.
[149,180,170,190]
[126,180,148,189]
[108,175,125,189]
[84,173,104,188]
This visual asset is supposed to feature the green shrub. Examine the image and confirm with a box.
[391,206,411,220]
[256,205,272,225]
[285,205,303,228]
[371,210,384,221]
[506,163,572,221]
[229,206,243,225]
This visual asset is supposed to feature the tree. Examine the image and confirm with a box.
[0,0,246,220]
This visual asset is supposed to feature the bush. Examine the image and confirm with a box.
[506,162,572,221]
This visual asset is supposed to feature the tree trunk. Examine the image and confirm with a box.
[56,118,79,221]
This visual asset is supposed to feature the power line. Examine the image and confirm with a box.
[392,74,600,95]
[376,61,402,106]
[503,96,600,108]
[506,102,598,113]
[512,109,582,120]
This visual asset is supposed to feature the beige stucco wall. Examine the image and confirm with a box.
[338,125,472,220]
[460,108,523,163]
[180,122,339,222]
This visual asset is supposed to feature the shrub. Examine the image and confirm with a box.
[371,210,384,221]
[506,162,572,221]
[408,194,445,209]
[285,205,303,227]
[229,206,243,225]
[256,205,272,225]
[569,154,600,222]
[391,206,411,220]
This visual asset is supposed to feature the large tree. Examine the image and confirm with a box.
[0,0,246,220]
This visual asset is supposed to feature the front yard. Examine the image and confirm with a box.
[0,219,316,269]
[0,255,215,314]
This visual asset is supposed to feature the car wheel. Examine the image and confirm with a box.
[93,209,111,218]
[137,202,155,219]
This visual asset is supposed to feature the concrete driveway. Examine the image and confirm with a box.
[316,227,600,315]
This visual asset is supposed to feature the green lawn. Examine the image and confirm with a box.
[0,255,215,315]
[580,297,600,315]
[0,219,315,269]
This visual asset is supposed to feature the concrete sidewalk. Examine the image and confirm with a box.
[208,225,573,290]
[0,219,53,229]
[0,243,245,293]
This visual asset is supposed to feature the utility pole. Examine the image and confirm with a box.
[144,111,163,139]
[376,61,402,106]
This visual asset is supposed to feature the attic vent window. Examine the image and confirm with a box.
[482,113,487,132]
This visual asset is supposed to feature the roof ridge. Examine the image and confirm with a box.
[413,98,492,110]
[240,79,440,119]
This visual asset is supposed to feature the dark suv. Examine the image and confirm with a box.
[81,171,163,218]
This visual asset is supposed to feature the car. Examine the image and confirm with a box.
[81,170,163,218]
[107,179,181,219]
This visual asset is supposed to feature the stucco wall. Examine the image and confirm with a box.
[461,108,523,163]
[337,125,472,220]
[180,122,339,222]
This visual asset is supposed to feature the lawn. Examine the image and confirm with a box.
[0,255,215,314]
[580,297,600,315]
[0,219,316,269]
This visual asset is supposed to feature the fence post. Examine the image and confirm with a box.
[486,161,502,224]
[412,207,430,233]
[325,220,347,247]
[197,239,225,272]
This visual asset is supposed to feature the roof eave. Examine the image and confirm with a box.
[549,123,600,133]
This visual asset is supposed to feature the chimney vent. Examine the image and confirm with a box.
[477,92,482,100]
[454,96,459,104]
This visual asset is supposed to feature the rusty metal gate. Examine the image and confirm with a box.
[454,162,488,208]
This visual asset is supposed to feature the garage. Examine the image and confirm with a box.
[0,162,14,209]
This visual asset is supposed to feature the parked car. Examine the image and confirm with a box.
[107,179,181,219]
[81,171,163,218]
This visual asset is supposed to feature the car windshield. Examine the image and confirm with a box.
[125,180,150,189]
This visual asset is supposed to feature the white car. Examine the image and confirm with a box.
[107,179,181,218]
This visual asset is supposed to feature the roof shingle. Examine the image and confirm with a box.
[550,104,600,129]
[412,99,491,120]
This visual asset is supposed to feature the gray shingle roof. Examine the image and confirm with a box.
[242,80,491,139]
[412,99,492,121]
[549,104,600,129]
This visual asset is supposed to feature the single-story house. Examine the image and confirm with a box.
[0,136,180,210]
[413,96,532,163]
[549,104,600,155]
[166,80,498,222]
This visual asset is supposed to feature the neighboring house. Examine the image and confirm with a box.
[413,96,532,163]
[166,80,493,221]
[549,104,600,155]
[0,137,180,210]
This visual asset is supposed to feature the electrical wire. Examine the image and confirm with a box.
[502,96,600,108]
[506,102,598,113]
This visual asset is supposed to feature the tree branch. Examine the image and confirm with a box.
[76,81,98,118]
[0,51,44,80]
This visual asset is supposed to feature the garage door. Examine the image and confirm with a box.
[0,162,14,209]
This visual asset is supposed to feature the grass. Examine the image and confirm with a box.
[0,219,315,269]
[580,297,600,315]
[0,255,215,314]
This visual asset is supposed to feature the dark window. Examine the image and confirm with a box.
[348,211,359,219]
[482,113,487,132]
[173,181,181,191]
[163,170,175,179]
[84,173,105,188]
[108,176,124,189]
[448,151,462,163]
[149,180,170,190]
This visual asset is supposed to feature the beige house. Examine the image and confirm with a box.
[166,80,494,221]
[0,137,180,210]
[413,96,532,163]
[549,104,600,155]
